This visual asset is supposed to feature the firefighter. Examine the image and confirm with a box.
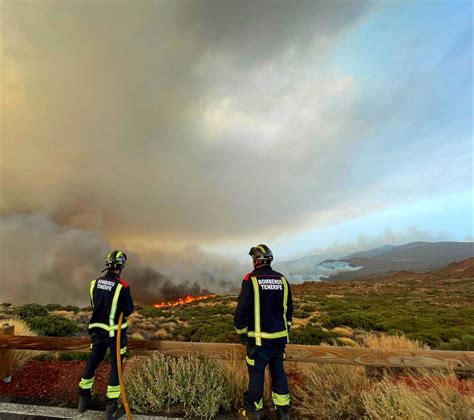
[78,250,134,419]
[234,244,293,420]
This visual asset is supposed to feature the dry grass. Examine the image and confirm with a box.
[360,332,429,350]
[337,337,357,346]
[219,353,273,411]
[290,363,369,419]
[331,326,354,337]
[362,374,474,420]
[3,318,38,370]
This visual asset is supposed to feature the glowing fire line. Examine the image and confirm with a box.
[154,294,217,308]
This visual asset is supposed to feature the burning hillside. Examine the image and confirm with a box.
[154,294,217,308]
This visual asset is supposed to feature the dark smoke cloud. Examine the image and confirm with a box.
[1,1,383,304]
[0,214,240,305]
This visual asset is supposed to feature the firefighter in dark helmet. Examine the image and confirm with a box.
[234,244,293,420]
[78,250,134,419]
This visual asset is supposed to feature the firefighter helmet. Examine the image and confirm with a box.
[249,244,273,263]
[105,250,127,270]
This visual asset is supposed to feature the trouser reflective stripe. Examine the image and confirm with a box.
[120,346,127,355]
[272,391,290,406]
[254,399,263,410]
[79,377,94,390]
[106,384,121,399]
[246,355,255,366]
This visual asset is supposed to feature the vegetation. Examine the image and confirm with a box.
[123,335,473,419]
[2,318,39,371]
[14,303,48,319]
[26,315,79,336]
[125,354,231,418]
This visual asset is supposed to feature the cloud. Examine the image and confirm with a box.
[309,226,454,257]
[1,0,374,248]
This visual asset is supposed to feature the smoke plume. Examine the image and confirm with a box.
[0,213,241,305]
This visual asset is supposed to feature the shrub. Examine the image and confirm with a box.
[406,332,441,349]
[293,309,311,319]
[46,303,62,312]
[62,305,80,313]
[125,354,231,418]
[290,326,337,345]
[140,306,166,318]
[26,315,79,336]
[57,352,89,361]
[14,303,48,319]
[324,313,379,331]
[438,334,474,351]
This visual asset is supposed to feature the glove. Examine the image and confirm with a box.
[239,334,248,345]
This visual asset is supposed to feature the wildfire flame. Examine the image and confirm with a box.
[153,294,217,308]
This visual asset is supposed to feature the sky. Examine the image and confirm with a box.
[0,0,472,303]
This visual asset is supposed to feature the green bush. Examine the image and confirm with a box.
[293,309,311,319]
[62,305,80,313]
[14,303,48,319]
[406,332,441,349]
[291,326,337,345]
[140,306,166,318]
[57,352,89,361]
[125,354,231,418]
[26,316,79,337]
[438,335,474,351]
[324,313,380,331]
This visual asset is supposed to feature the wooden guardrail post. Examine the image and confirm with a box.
[0,323,14,383]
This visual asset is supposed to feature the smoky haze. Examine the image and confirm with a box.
[0,1,390,304]
[0,214,241,305]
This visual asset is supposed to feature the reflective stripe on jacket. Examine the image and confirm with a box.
[88,271,134,337]
[234,265,293,346]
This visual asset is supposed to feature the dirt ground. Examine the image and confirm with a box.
[0,361,113,408]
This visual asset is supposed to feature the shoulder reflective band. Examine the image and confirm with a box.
[235,326,248,334]
[282,276,289,342]
[109,283,123,337]
[251,277,262,346]
[89,280,96,308]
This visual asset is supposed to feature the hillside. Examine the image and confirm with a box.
[0,258,473,418]
[331,241,474,280]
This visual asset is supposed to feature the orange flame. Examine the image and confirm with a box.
[153,294,217,308]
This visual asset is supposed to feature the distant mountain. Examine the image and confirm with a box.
[345,244,396,259]
[332,241,474,280]
[280,241,474,282]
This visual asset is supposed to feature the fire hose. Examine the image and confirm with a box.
[117,312,132,420]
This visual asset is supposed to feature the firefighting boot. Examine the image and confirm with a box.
[275,406,290,420]
[105,398,126,419]
[238,407,262,420]
[77,392,91,413]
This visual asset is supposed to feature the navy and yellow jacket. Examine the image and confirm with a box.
[88,271,134,338]
[234,264,293,346]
